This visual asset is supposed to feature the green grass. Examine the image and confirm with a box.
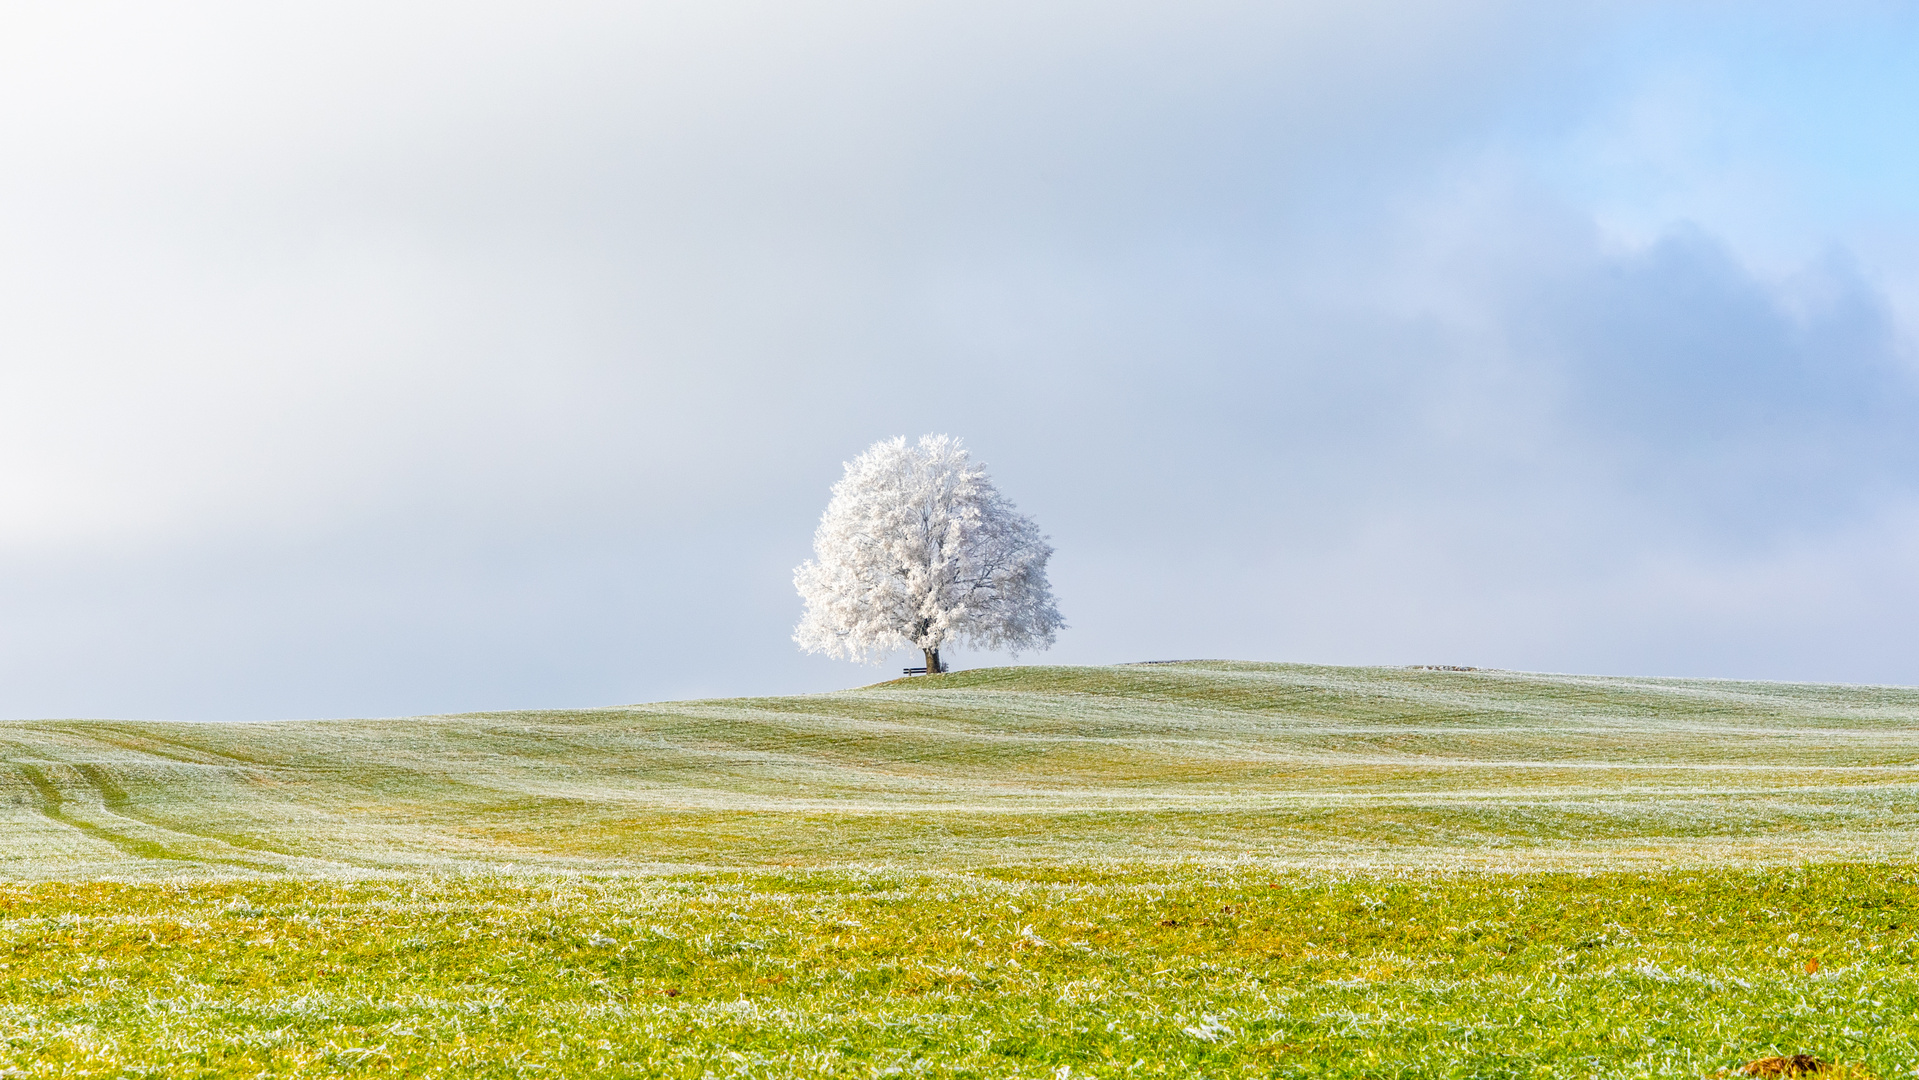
[2,867,1912,1077]
[4,661,1919,1076]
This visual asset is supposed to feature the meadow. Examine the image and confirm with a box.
[3,661,1918,1076]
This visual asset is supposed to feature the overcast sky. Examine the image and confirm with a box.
[3,1,1919,720]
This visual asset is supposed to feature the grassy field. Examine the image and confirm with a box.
[4,661,1919,1076]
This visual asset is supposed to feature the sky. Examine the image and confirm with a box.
[3,1,1919,720]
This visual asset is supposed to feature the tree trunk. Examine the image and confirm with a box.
[922,647,942,675]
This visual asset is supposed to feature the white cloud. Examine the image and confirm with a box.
[0,1,1917,718]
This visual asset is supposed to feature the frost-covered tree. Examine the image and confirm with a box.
[794,435,1063,675]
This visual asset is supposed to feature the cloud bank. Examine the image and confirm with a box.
[0,1,1915,719]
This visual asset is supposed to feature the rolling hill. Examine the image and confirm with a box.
[5,660,1916,879]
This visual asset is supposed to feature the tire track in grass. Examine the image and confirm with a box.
[18,763,192,863]
[71,763,297,871]
[51,733,398,874]
[57,723,278,766]
[0,730,358,873]
[18,763,282,870]
[72,761,426,876]
[8,737,494,876]
[56,727,240,765]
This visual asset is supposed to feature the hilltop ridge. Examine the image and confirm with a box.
[2,661,1916,879]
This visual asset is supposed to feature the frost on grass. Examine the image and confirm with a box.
[0,664,1915,1075]
[5,660,1919,879]
[0,865,1911,1077]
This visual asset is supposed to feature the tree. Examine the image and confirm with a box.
[794,435,1063,675]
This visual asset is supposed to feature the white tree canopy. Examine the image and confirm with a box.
[793,435,1063,670]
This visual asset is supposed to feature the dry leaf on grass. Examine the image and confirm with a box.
[1736,1055,1830,1077]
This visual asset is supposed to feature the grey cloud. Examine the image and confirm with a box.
[0,2,1915,719]
[1514,226,1917,541]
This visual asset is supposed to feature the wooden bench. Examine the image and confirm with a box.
[902,666,932,675]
